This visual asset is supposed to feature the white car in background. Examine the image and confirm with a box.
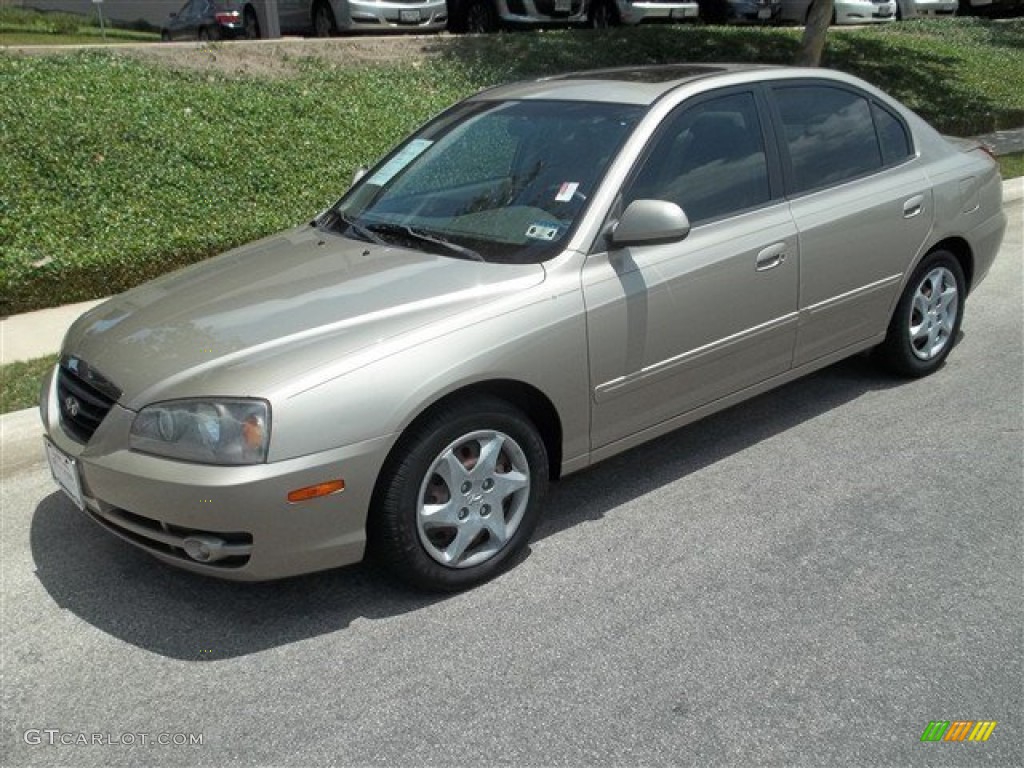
[780,0,897,23]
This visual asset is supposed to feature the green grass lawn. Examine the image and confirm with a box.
[999,152,1024,179]
[0,6,158,45]
[1,18,1022,318]
[1,30,159,45]
[1,354,57,414]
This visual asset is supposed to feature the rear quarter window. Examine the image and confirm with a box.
[871,102,913,166]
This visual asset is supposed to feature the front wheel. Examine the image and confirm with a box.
[465,0,501,33]
[369,397,549,591]
[877,250,965,378]
[313,1,337,36]
[588,0,619,28]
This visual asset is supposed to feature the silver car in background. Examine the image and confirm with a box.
[447,0,587,32]
[41,65,1006,591]
[278,0,447,34]
[590,0,700,26]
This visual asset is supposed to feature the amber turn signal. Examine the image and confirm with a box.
[287,479,345,503]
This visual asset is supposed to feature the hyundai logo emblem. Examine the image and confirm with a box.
[64,396,81,418]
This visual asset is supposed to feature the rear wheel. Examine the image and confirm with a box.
[877,250,965,377]
[369,397,548,591]
[243,7,260,39]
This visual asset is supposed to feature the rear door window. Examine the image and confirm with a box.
[772,85,883,194]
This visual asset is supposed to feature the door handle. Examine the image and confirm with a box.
[903,195,924,219]
[756,243,787,272]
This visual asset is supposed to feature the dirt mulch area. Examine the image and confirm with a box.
[5,35,485,78]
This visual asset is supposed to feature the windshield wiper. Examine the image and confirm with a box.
[321,211,388,246]
[368,223,485,262]
[404,226,485,262]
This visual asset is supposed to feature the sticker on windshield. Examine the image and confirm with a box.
[367,139,434,186]
[554,182,579,202]
[525,222,560,241]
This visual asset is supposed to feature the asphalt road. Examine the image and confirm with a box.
[2,201,1021,767]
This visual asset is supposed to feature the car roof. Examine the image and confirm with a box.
[470,64,845,106]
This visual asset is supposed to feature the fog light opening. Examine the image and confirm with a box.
[287,479,345,503]
[183,535,230,563]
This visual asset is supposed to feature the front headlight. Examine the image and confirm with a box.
[130,399,270,465]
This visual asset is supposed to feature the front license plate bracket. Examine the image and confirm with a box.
[44,438,85,511]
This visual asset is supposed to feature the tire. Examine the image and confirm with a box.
[588,0,619,28]
[313,1,337,37]
[198,26,211,41]
[161,30,171,41]
[699,0,730,24]
[244,7,261,39]
[368,396,549,591]
[465,0,501,33]
[877,250,965,378]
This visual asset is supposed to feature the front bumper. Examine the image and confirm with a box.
[726,1,782,21]
[40,366,393,581]
[835,1,897,22]
[497,0,588,25]
[618,1,701,24]
[346,0,448,30]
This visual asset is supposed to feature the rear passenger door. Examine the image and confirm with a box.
[767,82,932,367]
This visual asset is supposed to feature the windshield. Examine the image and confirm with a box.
[323,99,644,264]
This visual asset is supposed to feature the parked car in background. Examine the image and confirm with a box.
[894,0,957,18]
[780,0,896,24]
[42,64,1006,591]
[587,0,701,27]
[697,0,782,23]
[447,0,586,32]
[278,0,447,35]
[959,0,1024,15]
[160,0,260,41]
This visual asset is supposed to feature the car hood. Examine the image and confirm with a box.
[63,225,546,409]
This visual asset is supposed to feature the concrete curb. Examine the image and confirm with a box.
[2,178,1023,473]
[1,407,45,478]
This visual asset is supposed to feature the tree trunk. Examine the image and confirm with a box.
[797,0,834,67]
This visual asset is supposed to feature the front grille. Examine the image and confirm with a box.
[57,357,120,443]
[88,506,253,569]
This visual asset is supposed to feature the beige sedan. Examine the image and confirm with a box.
[41,65,1006,590]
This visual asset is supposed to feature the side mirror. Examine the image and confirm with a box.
[350,165,369,187]
[610,199,691,247]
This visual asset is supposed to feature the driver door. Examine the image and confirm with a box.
[583,89,800,450]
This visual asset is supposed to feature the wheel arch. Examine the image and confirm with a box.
[379,378,564,491]
[927,236,975,294]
